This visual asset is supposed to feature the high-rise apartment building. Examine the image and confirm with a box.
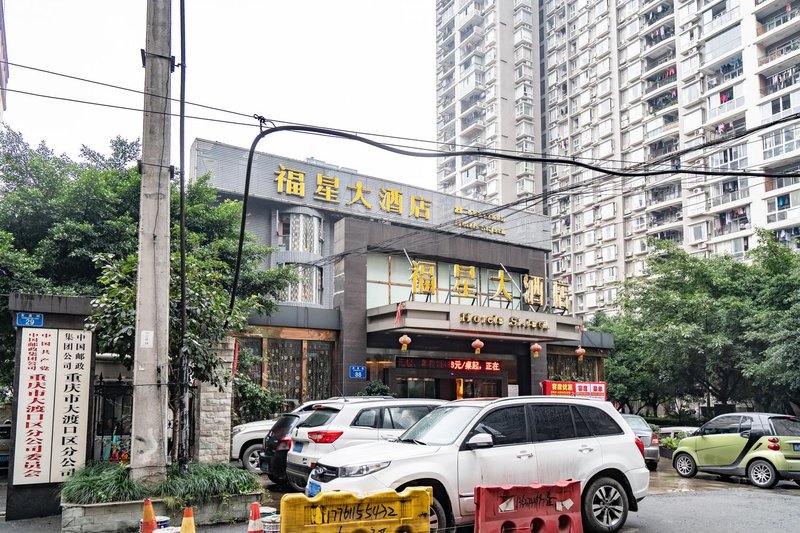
[435,0,545,205]
[436,0,800,319]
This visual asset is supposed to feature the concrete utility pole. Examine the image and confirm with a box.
[131,0,172,484]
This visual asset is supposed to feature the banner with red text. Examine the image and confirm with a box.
[541,380,606,401]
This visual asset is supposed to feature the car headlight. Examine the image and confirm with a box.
[338,461,391,478]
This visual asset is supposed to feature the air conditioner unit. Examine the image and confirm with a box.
[692,188,703,194]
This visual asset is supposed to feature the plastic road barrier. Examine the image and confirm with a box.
[280,487,432,533]
[474,479,583,533]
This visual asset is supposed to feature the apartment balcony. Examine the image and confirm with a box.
[643,3,674,29]
[703,6,741,39]
[704,61,743,93]
[714,218,752,237]
[767,205,800,224]
[647,140,679,160]
[649,228,683,245]
[459,24,484,47]
[762,64,800,97]
[707,95,744,120]
[758,36,800,74]
[648,207,683,229]
[456,1,484,30]
[755,0,789,15]
[643,52,677,78]
[644,119,679,141]
[648,185,683,208]
[706,119,746,141]
[460,116,485,137]
[647,90,679,115]
[710,187,750,208]
[755,2,800,48]
[458,73,485,99]
[643,25,676,57]
[437,112,456,128]
[762,123,800,161]
[437,165,456,181]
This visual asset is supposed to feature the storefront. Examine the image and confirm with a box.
[192,139,607,402]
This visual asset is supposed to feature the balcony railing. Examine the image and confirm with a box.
[714,220,751,236]
[644,5,674,28]
[759,37,800,66]
[649,213,683,228]
[648,94,679,113]
[644,26,675,50]
[767,205,800,224]
[645,121,679,140]
[710,187,750,207]
[705,7,740,35]
[758,4,800,35]
[763,124,800,160]
[645,73,677,94]
[708,96,744,119]
[764,64,800,96]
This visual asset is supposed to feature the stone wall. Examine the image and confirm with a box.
[61,493,261,533]
[193,337,234,464]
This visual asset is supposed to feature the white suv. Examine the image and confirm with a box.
[308,396,649,533]
[285,397,446,491]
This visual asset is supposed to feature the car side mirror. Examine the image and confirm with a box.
[466,432,493,449]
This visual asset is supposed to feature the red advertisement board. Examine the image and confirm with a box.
[541,380,607,401]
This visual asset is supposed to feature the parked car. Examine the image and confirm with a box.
[308,396,649,533]
[286,397,446,491]
[259,410,313,487]
[659,426,699,440]
[673,412,800,488]
[231,396,394,473]
[621,414,660,471]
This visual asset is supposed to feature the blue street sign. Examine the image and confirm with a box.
[16,313,44,328]
[349,365,367,379]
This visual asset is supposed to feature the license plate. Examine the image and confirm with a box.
[794,444,800,452]
[307,480,321,497]
[293,441,303,453]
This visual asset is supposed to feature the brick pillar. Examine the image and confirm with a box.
[193,337,234,463]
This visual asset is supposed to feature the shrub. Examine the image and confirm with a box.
[60,462,262,506]
[660,436,679,451]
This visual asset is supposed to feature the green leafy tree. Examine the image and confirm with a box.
[356,380,393,397]
[232,348,286,424]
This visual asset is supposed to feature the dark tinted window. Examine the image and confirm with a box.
[299,408,339,428]
[269,414,300,439]
[571,406,592,438]
[352,408,380,428]
[468,406,528,446]
[574,405,623,436]
[703,416,740,435]
[532,405,575,441]
[770,417,800,436]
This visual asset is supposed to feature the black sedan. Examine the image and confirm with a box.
[259,411,313,488]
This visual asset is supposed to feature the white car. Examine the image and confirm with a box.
[285,397,446,491]
[308,396,650,533]
[231,396,395,473]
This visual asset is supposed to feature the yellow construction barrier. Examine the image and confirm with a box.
[280,487,432,533]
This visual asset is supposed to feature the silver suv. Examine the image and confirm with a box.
[309,396,650,533]
[285,397,446,491]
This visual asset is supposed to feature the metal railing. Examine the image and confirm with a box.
[759,37,800,66]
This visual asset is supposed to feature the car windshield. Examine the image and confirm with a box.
[398,406,481,446]
[770,417,800,436]
[623,416,651,431]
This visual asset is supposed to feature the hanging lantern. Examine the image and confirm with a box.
[530,342,542,359]
[471,339,484,354]
[399,334,411,351]
[575,346,586,363]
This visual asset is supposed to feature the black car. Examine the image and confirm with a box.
[259,411,312,487]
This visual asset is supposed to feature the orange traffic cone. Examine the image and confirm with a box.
[141,498,158,533]
[246,501,263,533]
[180,507,195,533]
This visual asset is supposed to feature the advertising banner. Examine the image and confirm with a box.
[541,380,607,401]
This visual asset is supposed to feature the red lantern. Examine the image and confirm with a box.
[472,339,484,354]
[575,346,586,363]
[399,334,411,351]
[530,342,542,359]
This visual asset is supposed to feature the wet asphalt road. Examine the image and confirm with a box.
[1,463,798,531]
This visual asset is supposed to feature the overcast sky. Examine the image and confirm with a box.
[3,1,438,188]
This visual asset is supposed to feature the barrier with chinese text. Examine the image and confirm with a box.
[474,479,583,533]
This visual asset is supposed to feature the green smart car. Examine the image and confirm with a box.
[672,412,800,489]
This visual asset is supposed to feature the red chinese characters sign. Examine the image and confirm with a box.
[542,380,606,401]
[396,357,502,372]
[14,328,92,485]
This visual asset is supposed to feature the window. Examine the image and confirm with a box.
[574,405,623,436]
[532,404,575,441]
[278,213,323,254]
[352,408,380,428]
[282,264,323,304]
[702,416,741,435]
[469,406,528,446]
[384,406,431,430]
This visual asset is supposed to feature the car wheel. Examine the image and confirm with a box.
[747,459,778,489]
[429,496,450,533]
[582,477,629,533]
[674,453,697,478]
[266,473,289,489]
[646,460,658,472]
[241,443,263,474]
